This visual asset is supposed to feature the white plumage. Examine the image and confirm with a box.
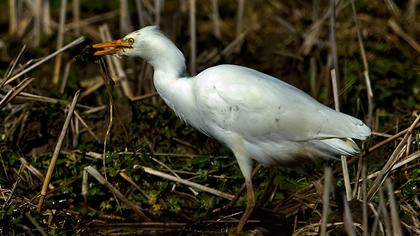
[92,26,371,233]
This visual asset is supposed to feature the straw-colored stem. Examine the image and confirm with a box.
[34,0,42,47]
[72,0,80,35]
[140,165,234,200]
[386,180,403,235]
[350,0,373,125]
[37,90,80,211]
[211,0,221,39]
[52,0,67,84]
[368,114,420,200]
[9,0,18,35]
[120,0,132,34]
[189,0,196,75]
[2,37,84,86]
[135,0,145,27]
[320,167,332,236]
[84,166,151,221]
[154,0,161,26]
[236,0,245,37]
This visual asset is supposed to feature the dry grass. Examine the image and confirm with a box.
[0,0,419,235]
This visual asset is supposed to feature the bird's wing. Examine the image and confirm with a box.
[195,65,369,143]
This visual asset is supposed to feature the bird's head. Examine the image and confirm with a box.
[92,26,186,75]
[92,26,168,59]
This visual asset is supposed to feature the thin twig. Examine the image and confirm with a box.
[37,90,80,211]
[0,78,35,108]
[388,19,420,53]
[369,122,420,153]
[84,166,151,221]
[1,37,85,86]
[138,165,234,201]
[98,58,114,180]
[368,114,420,200]
[4,45,26,79]
[350,0,373,125]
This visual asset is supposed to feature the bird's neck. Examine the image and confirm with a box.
[148,42,187,78]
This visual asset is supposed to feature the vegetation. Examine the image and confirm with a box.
[0,0,419,235]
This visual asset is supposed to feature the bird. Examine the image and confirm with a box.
[92,26,371,233]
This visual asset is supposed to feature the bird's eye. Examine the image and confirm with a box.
[127,38,134,44]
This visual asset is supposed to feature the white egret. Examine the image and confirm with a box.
[92,26,371,233]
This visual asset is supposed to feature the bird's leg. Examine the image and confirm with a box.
[236,180,256,233]
[234,153,255,233]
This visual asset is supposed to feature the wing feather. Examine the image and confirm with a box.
[194,65,370,143]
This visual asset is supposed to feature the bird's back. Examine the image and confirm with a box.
[191,64,370,165]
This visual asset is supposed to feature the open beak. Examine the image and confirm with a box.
[92,39,132,56]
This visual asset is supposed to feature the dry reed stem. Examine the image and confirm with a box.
[368,114,420,200]
[2,37,84,86]
[52,0,67,84]
[189,0,196,75]
[331,69,340,111]
[119,170,150,199]
[154,0,161,26]
[82,168,88,213]
[74,110,101,143]
[101,25,134,99]
[293,222,363,236]
[34,0,42,47]
[343,201,357,235]
[320,167,332,236]
[59,61,72,94]
[350,0,373,124]
[358,150,420,182]
[37,89,80,211]
[135,0,145,27]
[236,0,245,38]
[211,0,221,39]
[3,161,25,207]
[120,0,132,34]
[84,166,151,221]
[8,0,18,35]
[331,67,352,201]
[138,165,235,201]
[130,92,159,102]
[98,25,118,82]
[42,0,52,34]
[19,158,54,190]
[63,11,117,30]
[72,0,80,35]
[388,19,420,53]
[4,45,26,79]
[369,122,420,153]
[386,180,403,236]
[0,77,35,108]
[361,156,368,236]
[25,212,47,236]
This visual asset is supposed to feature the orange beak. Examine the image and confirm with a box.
[92,39,132,56]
